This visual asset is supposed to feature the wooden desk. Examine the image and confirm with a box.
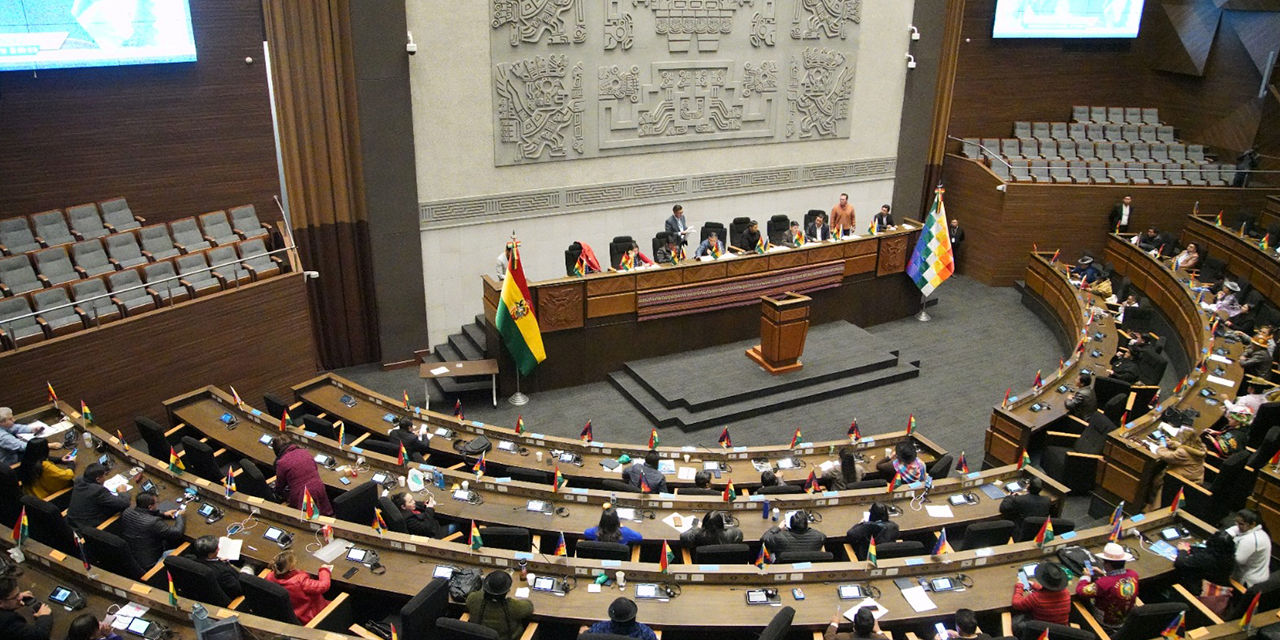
[1182,214,1280,305]
[292,373,945,488]
[985,253,1119,468]
[1247,466,1280,536]
[419,359,498,409]
[484,226,924,393]
[1096,235,1244,510]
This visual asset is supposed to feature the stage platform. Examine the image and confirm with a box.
[608,321,920,431]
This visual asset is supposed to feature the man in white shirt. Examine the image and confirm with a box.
[1227,509,1271,587]
[1109,196,1133,233]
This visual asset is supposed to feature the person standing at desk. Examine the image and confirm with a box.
[271,437,333,516]
[1227,509,1271,587]
[693,233,725,258]
[1109,195,1134,233]
[807,213,831,242]
[665,204,692,247]
[871,205,894,232]
[830,193,856,237]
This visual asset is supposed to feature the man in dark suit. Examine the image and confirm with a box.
[389,418,431,460]
[737,220,765,253]
[806,213,830,242]
[998,477,1051,523]
[1108,195,1133,233]
[193,535,243,599]
[664,204,691,247]
[949,217,966,271]
[1107,351,1141,384]
[872,205,894,232]
[66,462,130,530]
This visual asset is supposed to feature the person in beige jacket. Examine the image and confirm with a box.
[1155,428,1206,485]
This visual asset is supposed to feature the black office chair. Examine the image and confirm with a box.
[1225,576,1280,619]
[507,467,552,484]
[178,436,224,483]
[134,417,171,458]
[1110,603,1187,640]
[393,577,450,640]
[850,479,886,490]
[1250,402,1280,449]
[1198,257,1227,282]
[602,479,642,493]
[651,231,670,258]
[235,458,275,501]
[0,466,21,526]
[1136,349,1169,385]
[759,605,796,640]
[1248,426,1280,471]
[262,393,292,420]
[608,235,635,270]
[360,439,401,458]
[1121,304,1156,333]
[1102,393,1128,424]
[164,555,232,607]
[20,495,78,554]
[580,634,633,640]
[1040,414,1115,494]
[301,414,337,440]
[766,215,791,245]
[677,487,720,496]
[332,480,378,525]
[565,242,584,276]
[1017,621,1095,640]
[876,541,925,559]
[700,222,727,245]
[759,483,803,495]
[692,543,751,564]
[927,454,954,479]
[575,540,631,561]
[729,216,752,249]
[775,550,834,563]
[480,526,533,552]
[435,618,499,639]
[237,573,301,624]
[378,496,409,534]
[803,209,823,228]
[79,527,146,580]
[1016,518,1075,543]
[957,520,1015,551]
[1093,376,1132,408]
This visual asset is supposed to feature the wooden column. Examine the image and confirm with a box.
[746,292,812,375]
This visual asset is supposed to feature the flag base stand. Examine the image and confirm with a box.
[916,296,932,322]
[509,374,529,406]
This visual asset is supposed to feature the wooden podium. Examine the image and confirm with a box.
[745,292,811,375]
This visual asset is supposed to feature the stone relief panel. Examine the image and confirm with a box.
[490,0,858,165]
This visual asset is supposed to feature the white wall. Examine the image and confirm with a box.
[408,0,917,345]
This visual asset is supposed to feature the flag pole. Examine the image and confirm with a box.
[916,294,931,322]
[509,372,529,406]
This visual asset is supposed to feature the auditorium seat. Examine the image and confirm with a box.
[0,217,42,255]
[1089,106,1107,124]
[1041,413,1113,493]
[1166,164,1190,186]
[0,255,44,296]
[230,205,271,240]
[332,480,378,524]
[180,436,226,483]
[143,261,192,305]
[928,454,954,479]
[1039,140,1059,160]
[238,573,302,624]
[31,210,76,247]
[1077,140,1095,160]
[1009,159,1031,182]
[240,238,283,280]
[1000,138,1021,158]
[1031,122,1051,143]
[1138,125,1156,143]
[775,550,833,563]
[1136,348,1168,385]
[1017,621,1093,640]
[0,296,45,348]
[767,214,790,245]
[1157,125,1175,143]
[435,618,503,639]
[1224,576,1280,620]
[506,467,550,484]
[1049,122,1068,141]
[1112,142,1132,161]
[876,541,925,559]
[1029,159,1050,182]
[729,217,752,249]
[1131,142,1150,162]
[1068,122,1088,143]
[760,483,803,495]
[1057,139,1076,160]
[199,210,239,246]
[165,555,233,607]
[989,157,1011,181]
[235,458,275,501]
[33,246,79,286]
[1094,141,1114,162]
[1149,143,1169,164]
[33,287,86,337]
[1219,165,1237,185]
[1020,138,1039,159]
[377,496,409,534]
[134,417,172,458]
[1108,603,1187,640]
[207,245,252,286]
[1107,107,1125,124]
[79,527,146,580]
[109,268,159,316]
[1048,161,1071,183]
[170,218,213,253]
[981,138,1001,162]
[1068,161,1089,183]
[393,578,450,640]
[478,526,534,552]
[1104,124,1123,142]
[1013,121,1031,139]
[1202,164,1227,186]
[176,253,223,298]
[650,231,670,258]
[71,277,120,324]
[19,495,78,554]
[104,233,148,269]
[139,224,180,261]
[1106,162,1129,184]
[301,414,338,440]
[1186,144,1205,164]
[1145,164,1168,186]
[1085,123,1104,140]
[1142,108,1160,125]
[1168,143,1187,164]
[67,204,110,240]
[1071,105,1089,123]
[99,197,144,232]
[71,239,114,278]
[961,138,981,159]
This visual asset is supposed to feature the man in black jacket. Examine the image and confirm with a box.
[192,535,243,599]
[0,576,53,640]
[1108,195,1133,233]
[1108,352,1141,385]
[121,492,185,568]
[761,511,826,556]
[998,478,1051,524]
[389,418,430,460]
[65,463,130,530]
[392,492,447,538]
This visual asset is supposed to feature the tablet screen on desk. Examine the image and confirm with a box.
[258,434,273,446]
[746,590,768,604]
[263,527,284,542]
[371,473,389,485]
[346,548,368,563]
[498,440,517,452]
[433,566,455,579]
[219,413,236,425]
[1161,527,1181,540]
[1005,481,1023,493]
[435,427,451,437]
[533,577,556,592]
[50,587,72,603]
[197,503,216,517]
[127,619,152,634]
[931,578,955,591]
[776,458,797,470]
[526,500,547,513]
[558,453,576,463]
[635,584,660,599]
[838,585,863,599]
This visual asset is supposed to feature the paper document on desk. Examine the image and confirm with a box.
[846,598,889,621]
[103,474,131,494]
[313,539,355,563]
[1209,354,1233,364]
[429,366,450,375]
[112,602,150,630]
[658,459,676,474]
[925,505,954,518]
[819,460,836,472]
[1205,375,1234,387]
[663,512,696,533]
[677,467,697,481]
[900,586,937,612]
[217,537,242,561]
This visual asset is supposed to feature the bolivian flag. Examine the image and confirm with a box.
[495,240,546,376]
[167,571,178,605]
[470,521,483,550]
[867,536,877,566]
[169,447,185,474]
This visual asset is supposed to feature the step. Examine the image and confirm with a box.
[462,322,488,354]
[448,332,484,361]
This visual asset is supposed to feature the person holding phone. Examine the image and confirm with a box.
[0,576,52,640]
[935,609,990,640]
[1010,561,1070,631]
[266,551,333,624]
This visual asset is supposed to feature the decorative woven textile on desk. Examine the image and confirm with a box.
[637,262,845,321]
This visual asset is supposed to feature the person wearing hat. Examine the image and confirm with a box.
[1076,543,1139,631]
[1011,560,1071,631]
[585,597,659,640]
[1070,256,1101,286]
[1230,377,1274,414]
[465,570,534,640]
[1239,337,1272,379]
[1211,280,1242,316]
[1226,509,1272,587]
[1064,372,1097,419]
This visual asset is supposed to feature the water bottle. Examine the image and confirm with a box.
[762,499,770,519]
[435,471,446,489]
[771,508,780,522]
[82,432,94,449]
[609,492,617,508]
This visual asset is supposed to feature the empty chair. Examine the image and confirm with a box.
[1157,125,1175,143]
[1050,122,1068,140]
[1131,142,1150,161]
[1142,108,1159,125]
[1124,107,1142,124]
[1018,621,1095,640]
[1087,161,1110,184]
[692,543,751,564]
[1166,163,1190,186]
[1095,141,1114,161]
[70,239,114,278]
[1010,159,1032,182]
[134,417,171,459]
[0,255,43,296]
[175,253,222,298]
[1048,161,1071,183]
[1121,124,1140,142]
[33,247,78,286]
[1127,162,1150,185]
[1086,123,1105,140]
[1181,164,1207,186]
[1031,122,1051,142]
[1112,141,1132,161]
[1187,144,1205,163]
[1219,165,1237,185]
[107,268,159,316]
[332,480,378,524]
[961,138,982,159]
[1203,164,1226,186]
[1107,107,1125,124]
[207,245,252,286]
[1001,138,1021,158]
[169,218,212,253]
[229,205,270,240]
[1069,122,1088,142]
[1030,159,1051,182]
[79,527,146,580]
[300,414,337,441]
[766,215,790,245]
[1138,125,1157,143]
[198,210,239,246]
[576,541,631,561]
[477,526,533,552]
[1090,106,1107,123]
[31,210,75,246]
[958,520,1016,551]
[1109,603,1188,640]
[1076,140,1095,159]
[237,574,301,624]
[179,436,225,483]
[1169,143,1187,164]
[989,157,1011,181]
[0,217,41,255]
[139,224,180,261]
[99,197,144,232]
[143,261,191,305]
[928,454,954,479]
[1107,162,1129,184]
[1039,139,1060,160]
[1068,161,1089,183]
[104,233,148,269]
[1150,142,1169,163]
[239,239,283,280]
[32,287,85,337]
[876,541,925,559]
[0,296,45,349]
[1104,124,1123,141]
[66,204,110,240]
[506,467,551,484]
[165,555,232,607]
[1013,121,1032,139]
[1057,139,1076,159]
[234,459,275,501]
[19,495,78,554]
[1145,164,1168,186]
[1071,105,1090,122]
[981,138,1001,161]
[1016,518,1074,542]
[70,277,121,324]
[1020,138,1040,158]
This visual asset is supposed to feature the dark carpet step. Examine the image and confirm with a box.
[462,322,488,353]
[448,333,484,361]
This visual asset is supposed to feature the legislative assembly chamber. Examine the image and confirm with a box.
[3,1,1280,639]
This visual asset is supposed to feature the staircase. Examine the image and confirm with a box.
[423,314,492,403]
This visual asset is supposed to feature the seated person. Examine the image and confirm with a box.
[1076,543,1139,631]
[616,242,655,271]
[466,571,534,640]
[1228,377,1273,414]
[1240,337,1272,379]
[1107,350,1140,384]
[388,417,430,460]
[735,220,766,253]
[759,470,788,489]
[826,606,887,640]
[761,511,826,555]
[584,507,643,545]
[393,492,450,538]
[266,551,332,624]
[806,213,831,242]
[678,470,719,496]
[18,438,73,499]
[940,608,991,640]
[679,511,743,549]
[1111,294,1139,324]
[693,233,725,258]
[1131,228,1161,252]
[65,613,123,640]
[1070,256,1101,285]
[1174,243,1200,270]
[624,450,668,493]
[1228,509,1272,587]
[655,235,683,264]
[875,441,927,483]
[586,598,658,640]
[784,221,805,247]
[872,205,894,233]
[1011,560,1070,629]
[0,575,53,640]
[1211,281,1242,316]
[998,477,1051,523]
[1064,372,1097,418]
[0,407,63,468]
[1224,303,1257,336]
[122,492,185,568]
[821,447,865,491]
[845,502,899,561]
[192,535,243,599]
[1173,530,1235,594]
[66,462,130,530]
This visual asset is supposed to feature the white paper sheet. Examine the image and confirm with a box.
[1206,375,1234,387]
[925,505,954,518]
[819,460,836,472]
[103,474,131,494]
[312,539,354,563]
[1209,354,1233,364]
[515,587,530,598]
[677,467,697,481]
[662,512,697,533]
[217,537,242,561]
[588,583,602,593]
[429,366,450,375]
[845,597,889,621]
[901,586,937,612]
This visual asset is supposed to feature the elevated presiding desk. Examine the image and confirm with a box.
[482,225,925,392]
[63,404,1217,634]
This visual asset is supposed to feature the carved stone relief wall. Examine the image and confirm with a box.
[491,0,860,166]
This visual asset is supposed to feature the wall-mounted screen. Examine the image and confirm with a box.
[0,0,197,72]
[992,0,1146,39]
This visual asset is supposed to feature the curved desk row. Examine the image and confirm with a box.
[1182,215,1280,307]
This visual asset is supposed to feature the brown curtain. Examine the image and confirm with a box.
[262,0,380,368]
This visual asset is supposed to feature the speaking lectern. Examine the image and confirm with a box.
[745,292,811,375]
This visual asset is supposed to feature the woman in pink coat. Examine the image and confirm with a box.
[265,551,333,623]
[271,437,333,516]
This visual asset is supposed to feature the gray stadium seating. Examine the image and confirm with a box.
[67,204,109,240]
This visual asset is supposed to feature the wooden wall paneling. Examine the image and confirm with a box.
[0,274,319,438]
[1142,0,1222,76]
[0,0,280,224]
[940,155,1007,281]
[876,236,910,276]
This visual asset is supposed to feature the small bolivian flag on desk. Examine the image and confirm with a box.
[495,239,546,376]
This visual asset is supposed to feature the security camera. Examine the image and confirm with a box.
[407,31,417,55]
[905,54,916,69]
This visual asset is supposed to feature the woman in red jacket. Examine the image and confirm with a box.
[266,551,333,623]
[271,437,333,516]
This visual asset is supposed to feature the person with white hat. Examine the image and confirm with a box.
[1226,509,1272,588]
[585,597,659,640]
[1076,542,1139,631]
[1211,280,1242,316]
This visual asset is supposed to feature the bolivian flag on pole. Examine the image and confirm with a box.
[495,240,546,376]
[906,186,955,296]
